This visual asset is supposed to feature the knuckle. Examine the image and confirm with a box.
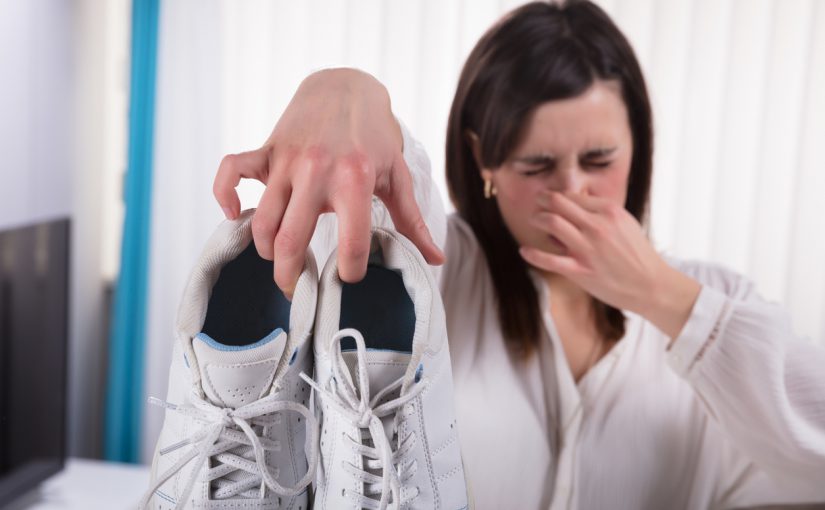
[338,235,370,261]
[304,162,330,182]
[303,145,331,169]
[337,154,373,187]
[406,213,427,234]
[590,223,606,239]
[251,215,273,239]
[212,180,224,200]
[274,229,302,259]
[218,153,238,173]
[339,151,369,173]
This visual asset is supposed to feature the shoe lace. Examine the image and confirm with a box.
[139,388,319,509]
[300,328,426,510]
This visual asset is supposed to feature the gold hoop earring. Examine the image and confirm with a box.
[483,179,497,199]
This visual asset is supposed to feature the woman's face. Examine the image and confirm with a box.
[482,80,633,255]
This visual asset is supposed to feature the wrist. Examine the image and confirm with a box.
[640,264,702,340]
[303,68,388,102]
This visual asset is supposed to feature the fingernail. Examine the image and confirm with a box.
[222,206,234,219]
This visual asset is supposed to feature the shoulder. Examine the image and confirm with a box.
[661,252,757,302]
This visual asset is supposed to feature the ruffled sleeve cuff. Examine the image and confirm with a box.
[665,284,733,377]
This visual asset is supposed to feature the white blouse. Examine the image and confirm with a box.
[311,122,825,509]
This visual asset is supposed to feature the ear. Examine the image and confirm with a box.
[464,130,494,181]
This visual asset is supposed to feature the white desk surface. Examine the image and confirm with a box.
[6,458,150,510]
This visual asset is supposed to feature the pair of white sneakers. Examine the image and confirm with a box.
[140,210,469,510]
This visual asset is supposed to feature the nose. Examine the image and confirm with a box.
[547,162,586,194]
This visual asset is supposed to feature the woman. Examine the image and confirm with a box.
[213,1,825,508]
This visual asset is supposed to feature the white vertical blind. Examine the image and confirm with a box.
[711,0,772,276]
[142,0,825,461]
[750,1,814,301]
[787,0,825,345]
[673,0,733,261]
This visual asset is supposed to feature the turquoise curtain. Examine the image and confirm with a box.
[104,0,160,462]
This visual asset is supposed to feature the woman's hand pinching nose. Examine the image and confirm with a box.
[520,190,668,314]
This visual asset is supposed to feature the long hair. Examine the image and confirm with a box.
[445,0,654,356]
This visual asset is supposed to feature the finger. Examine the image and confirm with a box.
[519,246,580,276]
[214,147,270,219]
[549,189,609,214]
[251,170,292,261]
[529,212,589,254]
[330,163,374,283]
[537,190,598,231]
[272,179,324,299]
[380,153,445,265]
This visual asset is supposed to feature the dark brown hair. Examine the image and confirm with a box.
[446,0,653,356]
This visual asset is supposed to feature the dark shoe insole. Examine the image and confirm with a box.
[201,243,290,346]
[339,261,415,353]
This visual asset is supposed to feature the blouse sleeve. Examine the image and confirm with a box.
[663,259,825,504]
[309,117,448,282]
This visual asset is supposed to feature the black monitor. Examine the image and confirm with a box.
[0,218,70,505]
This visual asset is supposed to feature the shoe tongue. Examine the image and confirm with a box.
[192,328,288,408]
[341,350,411,441]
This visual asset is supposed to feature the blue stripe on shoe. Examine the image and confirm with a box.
[194,328,285,351]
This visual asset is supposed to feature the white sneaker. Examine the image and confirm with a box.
[141,210,319,510]
[303,228,469,510]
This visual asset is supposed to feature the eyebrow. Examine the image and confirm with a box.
[513,154,555,165]
[582,147,617,158]
[513,147,618,165]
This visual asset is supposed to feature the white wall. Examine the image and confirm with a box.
[0,0,83,453]
[0,0,129,458]
[0,0,72,230]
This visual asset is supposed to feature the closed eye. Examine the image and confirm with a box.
[521,165,553,177]
[583,160,612,169]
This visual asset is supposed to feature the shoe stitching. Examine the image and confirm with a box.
[414,392,440,510]
[435,465,463,486]
[430,429,457,458]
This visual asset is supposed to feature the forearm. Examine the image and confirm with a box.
[655,265,825,484]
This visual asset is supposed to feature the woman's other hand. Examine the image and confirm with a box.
[213,68,444,298]
[520,190,701,339]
